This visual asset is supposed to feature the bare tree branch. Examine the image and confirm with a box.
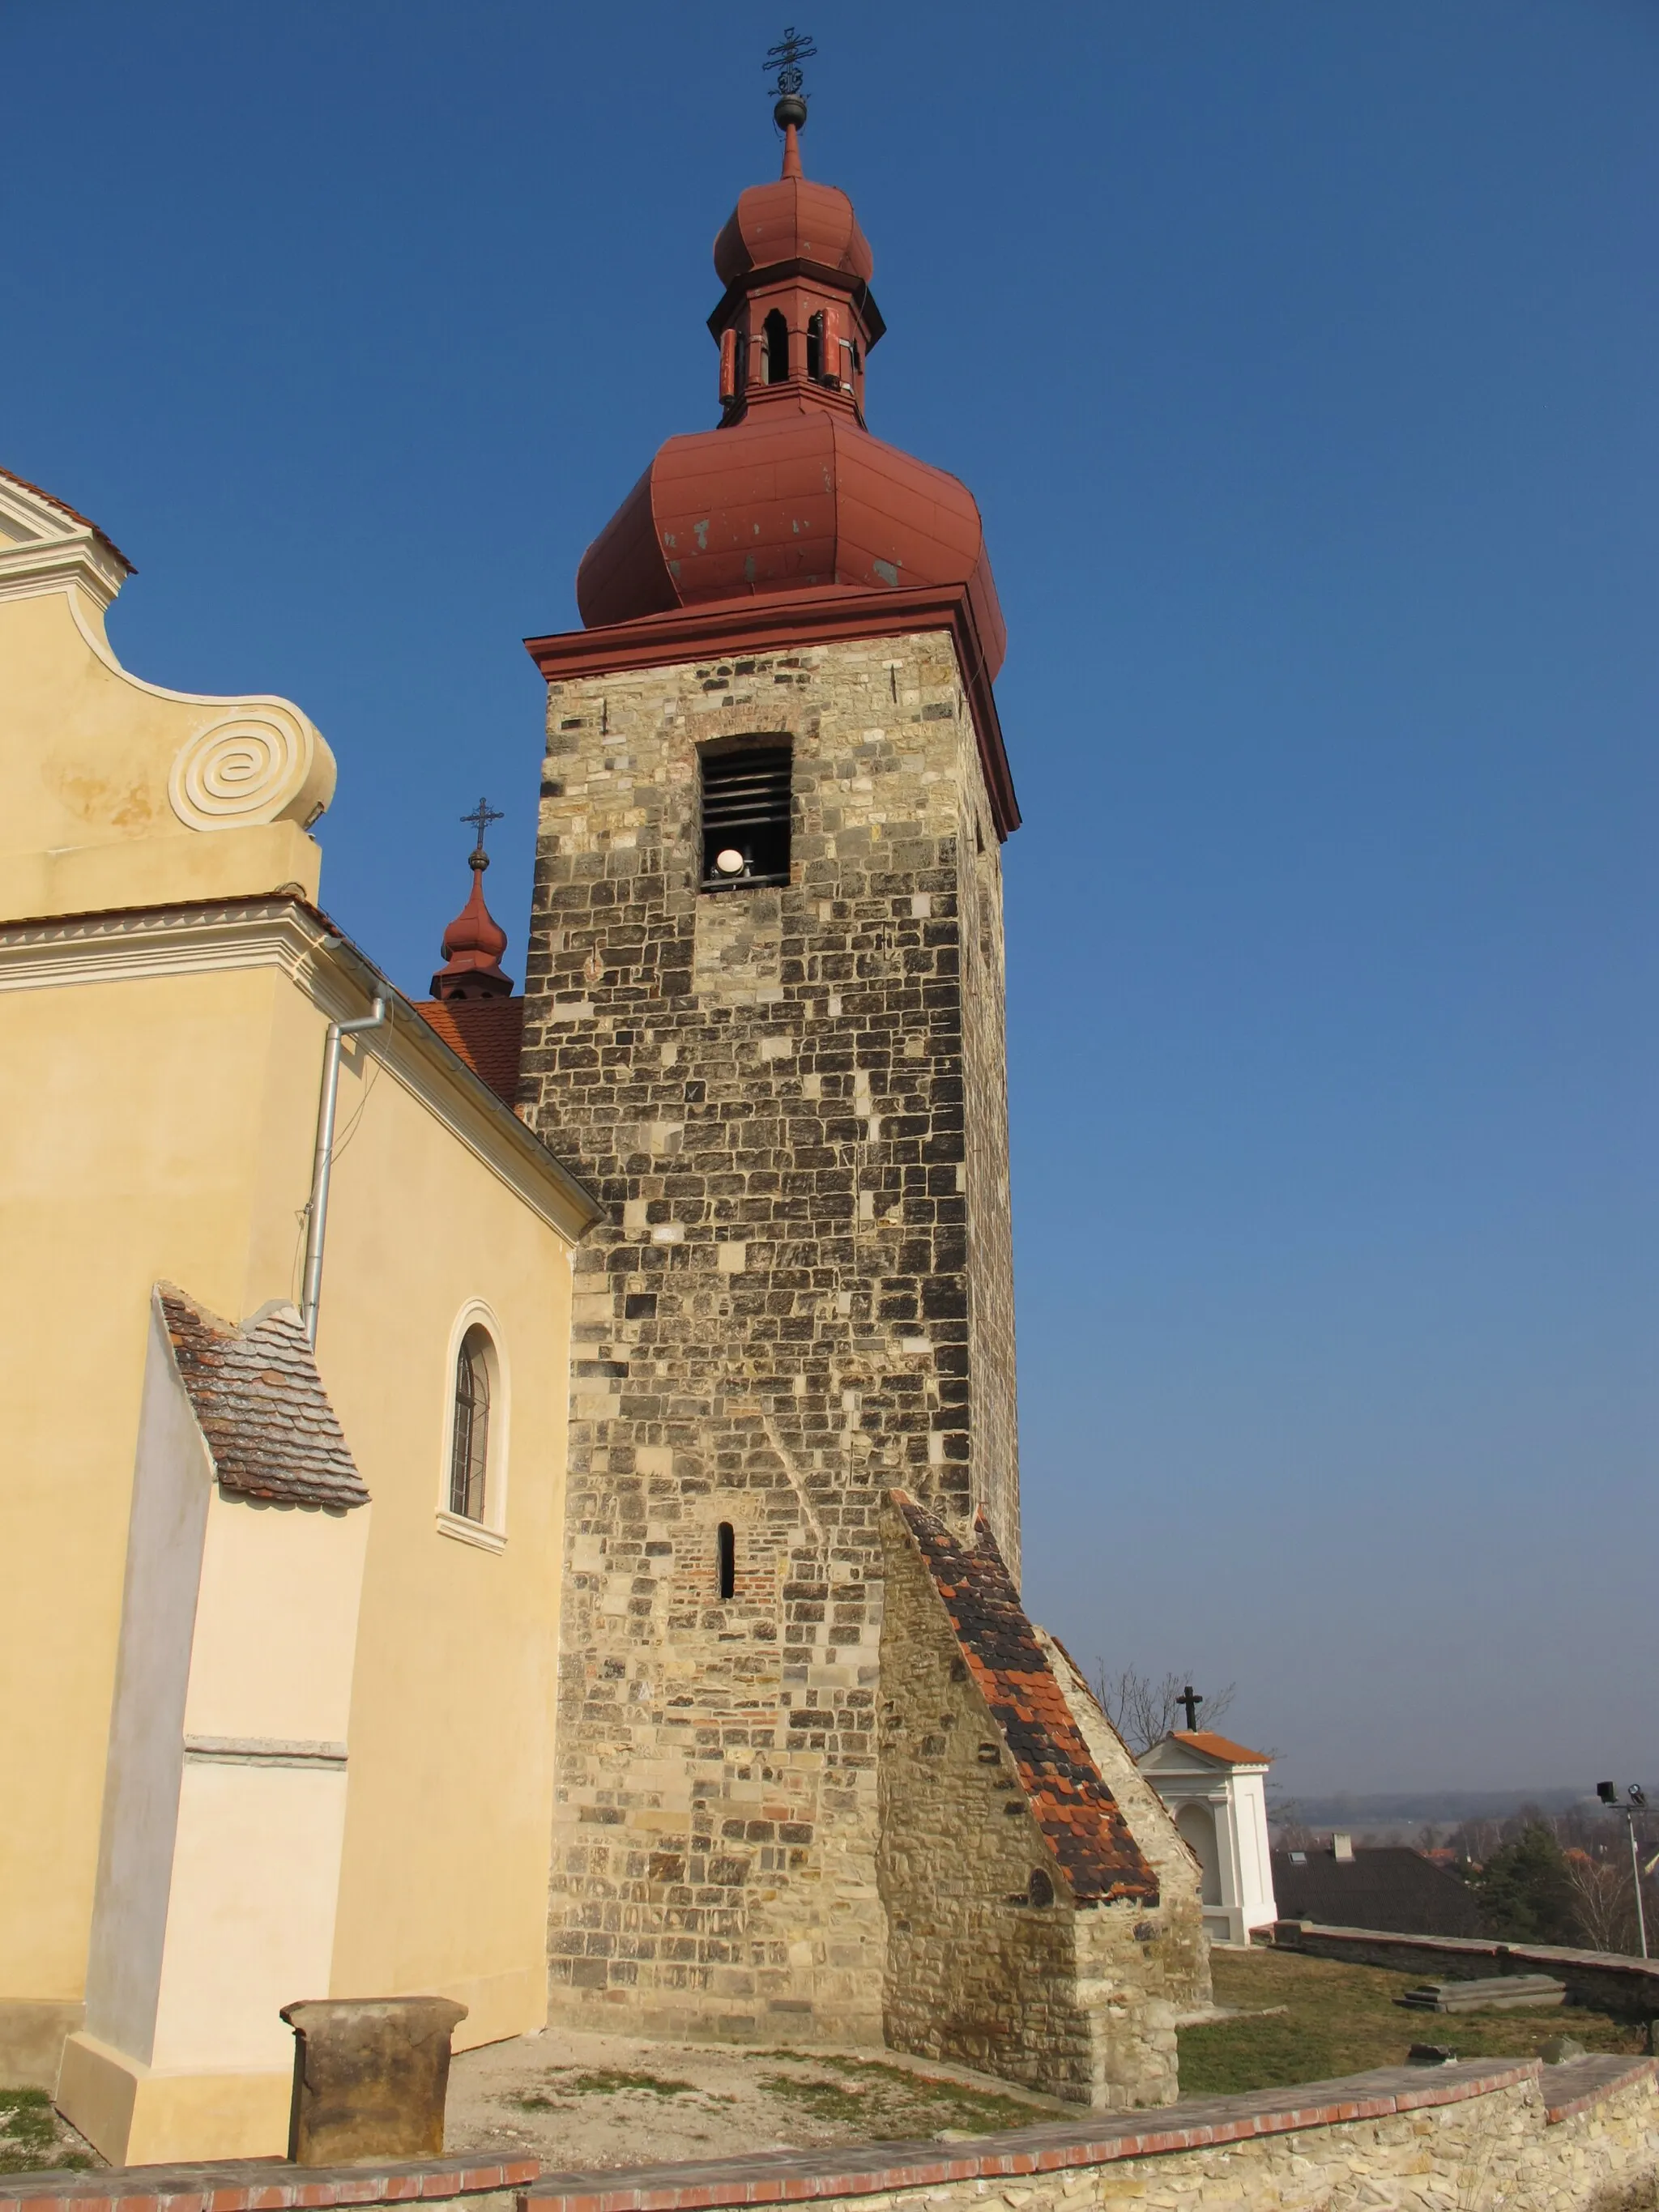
[1564,1848,1641,1954]
[1090,1664,1237,1756]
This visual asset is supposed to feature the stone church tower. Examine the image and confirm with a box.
[518,92,1204,2102]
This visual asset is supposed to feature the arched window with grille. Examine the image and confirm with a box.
[448,1325,493,1522]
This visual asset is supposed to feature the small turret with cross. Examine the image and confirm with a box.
[430,798,513,1002]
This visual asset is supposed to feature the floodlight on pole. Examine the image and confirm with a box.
[1597,1783,1650,1959]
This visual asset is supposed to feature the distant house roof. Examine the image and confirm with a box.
[414,995,525,1109]
[1170,1730,1273,1767]
[1272,1845,1482,1938]
[157,1285,369,1510]
[891,1492,1159,1907]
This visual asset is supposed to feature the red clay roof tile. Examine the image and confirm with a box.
[413,997,525,1109]
[1171,1730,1273,1767]
[158,1285,368,1510]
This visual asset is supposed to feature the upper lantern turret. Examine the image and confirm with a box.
[712,127,874,293]
[574,83,1004,677]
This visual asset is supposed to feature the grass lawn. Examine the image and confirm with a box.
[1177,1946,1648,2099]
[0,2087,95,2175]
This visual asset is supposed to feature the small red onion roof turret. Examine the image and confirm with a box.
[430,801,513,1002]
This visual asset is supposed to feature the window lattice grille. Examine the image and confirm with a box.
[449,1329,491,1521]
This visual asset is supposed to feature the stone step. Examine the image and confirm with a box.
[1399,1974,1566,2012]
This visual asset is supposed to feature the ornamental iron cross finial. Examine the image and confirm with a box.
[764,25,817,100]
[1178,1685,1203,1731]
[462,795,504,861]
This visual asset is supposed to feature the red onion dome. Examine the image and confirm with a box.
[573,120,1004,680]
[713,170,873,291]
[576,407,1005,679]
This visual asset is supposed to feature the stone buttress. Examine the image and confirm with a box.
[881,1495,1205,2108]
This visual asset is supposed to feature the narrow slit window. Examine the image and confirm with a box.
[702,745,792,889]
[764,309,789,384]
[448,1326,493,1522]
[716,1522,736,1600]
[806,311,824,383]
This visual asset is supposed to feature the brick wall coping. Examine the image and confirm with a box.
[0,2154,539,2212]
[1275,1920,1659,2009]
[501,2058,1642,2212]
[1542,2054,1657,2124]
[7,2060,1652,2212]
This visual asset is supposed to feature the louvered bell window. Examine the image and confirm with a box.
[701,745,792,889]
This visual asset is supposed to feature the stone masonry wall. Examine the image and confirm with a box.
[1273,1922,1659,2022]
[16,2061,1659,2212]
[517,2062,1659,2212]
[520,629,1020,2042]
[877,1512,1178,2109]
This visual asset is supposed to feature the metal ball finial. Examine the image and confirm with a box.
[763,27,816,135]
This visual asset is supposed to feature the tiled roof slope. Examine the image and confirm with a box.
[892,1492,1159,1907]
[1170,1729,1273,1766]
[0,460,135,572]
[413,996,525,1108]
[157,1285,369,1509]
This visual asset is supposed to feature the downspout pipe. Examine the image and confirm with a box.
[301,996,388,1345]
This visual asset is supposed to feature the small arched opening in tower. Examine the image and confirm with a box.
[716,1521,736,1600]
[806,312,824,384]
[763,309,790,384]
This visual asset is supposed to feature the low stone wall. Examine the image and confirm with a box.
[9,2058,1656,2212]
[1276,1919,1659,2020]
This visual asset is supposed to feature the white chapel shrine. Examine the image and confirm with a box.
[1137,1730,1279,1946]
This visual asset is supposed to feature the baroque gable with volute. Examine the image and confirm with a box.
[0,463,335,923]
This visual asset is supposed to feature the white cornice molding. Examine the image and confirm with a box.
[0,473,130,613]
[0,899,320,990]
[0,899,603,1241]
[0,534,131,612]
[1139,1743,1269,1779]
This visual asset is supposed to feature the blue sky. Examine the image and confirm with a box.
[6,2,1653,1796]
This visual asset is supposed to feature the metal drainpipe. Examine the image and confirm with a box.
[301,996,388,1345]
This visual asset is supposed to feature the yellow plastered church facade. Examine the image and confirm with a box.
[0,467,601,2165]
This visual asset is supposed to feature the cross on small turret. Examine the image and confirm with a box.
[1178,1685,1203,1731]
[462,796,503,862]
